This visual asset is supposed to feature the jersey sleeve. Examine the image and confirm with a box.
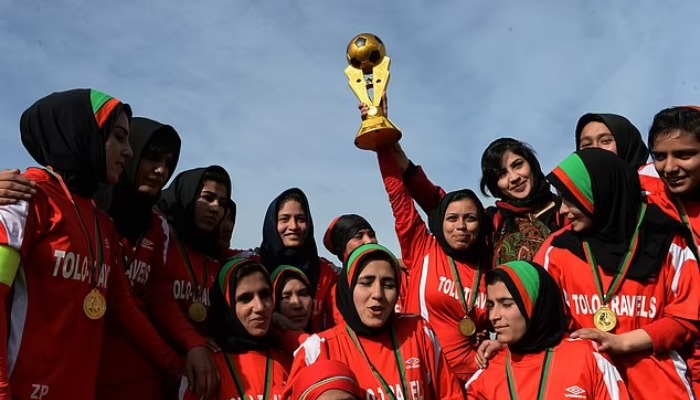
[377,148,432,270]
[591,351,630,400]
[463,369,486,400]
[286,334,329,391]
[148,237,208,351]
[419,319,465,399]
[107,241,184,377]
[661,236,700,322]
[403,163,446,214]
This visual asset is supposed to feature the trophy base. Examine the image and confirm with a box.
[354,117,402,151]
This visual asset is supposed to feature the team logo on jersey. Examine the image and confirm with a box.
[141,238,154,250]
[564,386,586,399]
[405,357,420,369]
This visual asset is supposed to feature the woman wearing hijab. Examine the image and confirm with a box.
[180,257,290,400]
[255,188,338,332]
[576,113,649,169]
[271,265,313,331]
[637,106,700,395]
[465,260,628,399]
[156,166,231,336]
[289,244,464,400]
[534,149,700,400]
[284,360,364,400]
[376,143,492,383]
[0,89,183,399]
[96,117,219,400]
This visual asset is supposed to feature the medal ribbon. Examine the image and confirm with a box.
[45,168,104,286]
[583,203,647,305]
[171,227,208,302]
[506,348,554,400]
[673,198,700,252]
[347,326,408,400]
[449,258,482,317]
[223,350,273,400]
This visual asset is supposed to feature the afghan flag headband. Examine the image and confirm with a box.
[218,257,271,307]
[547,152,594,217]
[492,261,541,320]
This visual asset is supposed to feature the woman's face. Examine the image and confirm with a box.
[193,180,228,233]
[104,111,133,184]
[218,208,235,252]
[652,130,700,197]
[235,271,274,337]
[442,198,480,251]
[487,280,527,345]
[496,151,534,200]
[579,121,617,155]
[278,277,313,330]
[352,259,398,329]
[344,229,378,258]
[559,198,594,233]
[135,149,175,198]
[277,200,308,248]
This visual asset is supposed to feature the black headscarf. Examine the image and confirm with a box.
[20,88,132,197]
[157,166,231,257]
[487,261,566,354]
[260,188,320,293]
[210,258,273,353]
[427,189,492,266]
[336,244,401,337]
[576,113,649,169]
[323,214,374,262]
[101,117,181,243]
[549,149,681,280]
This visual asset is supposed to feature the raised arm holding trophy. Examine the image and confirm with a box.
[345,33,402,150]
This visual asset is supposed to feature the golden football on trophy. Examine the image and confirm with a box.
[345,33,402,151]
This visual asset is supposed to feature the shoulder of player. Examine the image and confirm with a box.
[319,257,340,272]
[558,337,600,358]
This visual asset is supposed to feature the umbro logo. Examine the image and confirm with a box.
[405,357,420,369]
[141,238,154,250]
[564,385,586,399]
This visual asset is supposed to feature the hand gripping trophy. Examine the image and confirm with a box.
[345,33,402,150]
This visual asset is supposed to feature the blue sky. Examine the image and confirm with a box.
[2,1,699,262]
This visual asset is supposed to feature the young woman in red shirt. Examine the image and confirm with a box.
[535,148,700,400]
[466,260,628,399]
[375,140,492,383]
[180,257,290,400]
[289,243,464,400]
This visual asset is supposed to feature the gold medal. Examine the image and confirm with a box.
[188,302,208,322]
[84,289,107,320]
[458,317,476,337]
[593,306,617,332]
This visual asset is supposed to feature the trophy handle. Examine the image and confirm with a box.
[370,56,391,108]
[344,66,373,106]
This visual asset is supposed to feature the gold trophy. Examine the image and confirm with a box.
[345,33,402,150]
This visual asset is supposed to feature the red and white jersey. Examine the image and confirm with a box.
[289,315,464,400]
[0,169,118,400]
[536,234,700,400]
[179,349,290,400]
[465,339,629,400]
[377,149,489,383]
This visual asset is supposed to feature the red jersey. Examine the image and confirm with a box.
[179,349,290,400]
[98,211,206,389]
[289,315,464,400]
[465,339,629,400]
[153,233,221,338]
[0,169,117,399]
[536,234,700,400]
[378,149,489,382]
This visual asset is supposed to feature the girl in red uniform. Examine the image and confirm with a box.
[156,166,231,339]
[180,257,290,400]
[289,244,464,400]
[256,188,338,332]
[0,89,182,399]
[466,260,629,399]
[575,113,649,168]
[284,360,364,400]
[96,117,219,400]
[376,143,492,383]
[535,148,700,400]
[638,106,700,395]
[271,265,313,331]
